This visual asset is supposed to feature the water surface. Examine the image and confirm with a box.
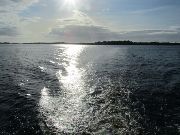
[0,44,180,135]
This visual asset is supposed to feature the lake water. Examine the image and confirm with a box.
[0,44,180,135]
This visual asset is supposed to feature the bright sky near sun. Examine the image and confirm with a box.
[0,0,180,42]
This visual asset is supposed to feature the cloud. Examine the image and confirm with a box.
[48,10,120,42]
[130,6,167,14]
[49,26,180,43]
[0,0,38,6]
[0,27,18,36]
[0,0,38,12]
[0,1,180,43]
[49,10,180,43]
[49,25,120,42]
[0,0,39,39]
[0,10,7,13]
[57,10,95,26]
[120,28,180,42]
[20,17,41,23]
[50,23,180,42]
[0,0,39,24]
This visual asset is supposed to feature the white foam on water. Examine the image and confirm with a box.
[39,66,46,72]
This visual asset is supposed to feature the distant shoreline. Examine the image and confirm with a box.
[0,41,180,45]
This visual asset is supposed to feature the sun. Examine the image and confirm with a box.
[64,0,76,7]
[57,0,79,10]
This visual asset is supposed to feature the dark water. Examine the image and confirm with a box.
[0,44,180,135]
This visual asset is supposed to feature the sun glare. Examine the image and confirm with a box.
[57,0,79,10]
[64,0,76,7]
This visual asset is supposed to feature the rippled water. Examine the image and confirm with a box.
[0,44,180,135]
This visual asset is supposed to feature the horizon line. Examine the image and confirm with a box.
[0,40,180,44]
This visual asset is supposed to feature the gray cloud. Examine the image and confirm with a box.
[121,29,180,42]
[49,25,120,42]
[48,10,180,42]
[50,25,180,42]
[130,6,168,14]
[0,1,180,43]
[0,0,19,7]
[0,27,18,36]
[49,10,120,42]
[0,10,7,13]
[0,0,38,40]
[0,0,38,11]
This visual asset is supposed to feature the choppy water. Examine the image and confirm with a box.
[0,44,180,135]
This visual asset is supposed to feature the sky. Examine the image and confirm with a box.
[0,0,180,43]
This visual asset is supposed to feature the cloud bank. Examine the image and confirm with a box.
[0,0,180,42]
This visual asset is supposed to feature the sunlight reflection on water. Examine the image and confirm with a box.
[39,45,86,133]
